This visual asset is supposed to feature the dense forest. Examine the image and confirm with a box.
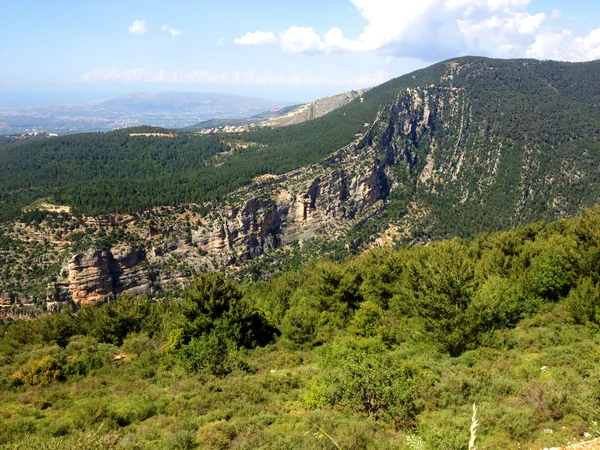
[3,208,600,449]
[2,57,598,233]
[0,116,365,220]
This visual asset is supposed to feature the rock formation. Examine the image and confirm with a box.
[66,246,152,306]
[262,89,367,127]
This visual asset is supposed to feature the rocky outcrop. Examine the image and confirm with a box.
[190,87,444,266]
[66,246,152,306]
[110,245,151,295]
[262,89,367,127]
[29,86,462,305]
[0,295,11,308]
[67,251,114,306]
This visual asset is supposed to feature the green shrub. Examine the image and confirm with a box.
[179,324,249,377]
[350,301,383,337]
[121,332,153,357]
[566,277,600,325]
[280,304,319,348]
[197,420,235,450]
[323,351,420,426]
[133,349,159,379]
[529,244,576,300]
[14,355,62,386]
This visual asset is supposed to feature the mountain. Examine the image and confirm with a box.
[182,89,367,132]
[90,92,290,115]
[5,56,600,450]
[260,88,368,127]
[0,92,292,135]
[180,104,301,132]
[1,56,600,308]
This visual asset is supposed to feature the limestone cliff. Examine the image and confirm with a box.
[0,85,482,306]
[261,89,367,127]
[5,59,600,309]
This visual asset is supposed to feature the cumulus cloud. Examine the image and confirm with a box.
[280,27,326,54]
[233,31,277,46]
[526,28,600,61]
[128,20,148,36]
[80,68,389,87]
[326,0,548,57]
[235,0,600,61]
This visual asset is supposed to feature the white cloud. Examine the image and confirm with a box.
[280,27,326,54]
[161,25,181,38]
[79,68,389,87]
[526,28,600,61]
[128,20,148,36]
[234,0,600,62]
[331,0,547,56]
[233,31,277,46]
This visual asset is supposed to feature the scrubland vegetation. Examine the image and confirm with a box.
[3,207,600,449]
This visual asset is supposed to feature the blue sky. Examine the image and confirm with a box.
[1,0,599,106]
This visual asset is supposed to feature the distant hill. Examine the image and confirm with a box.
[88,92,291,115]
[182,89,367,132]
[181,104,301,132]
[0,92,293,135]
[260,89,368,127]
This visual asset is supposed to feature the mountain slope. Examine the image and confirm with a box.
[180,104,301,131]
[181,89,366,132]
[2,56,600,306]
[259,89,367,127]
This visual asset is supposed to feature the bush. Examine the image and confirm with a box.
[566,277,600,325]
[179,324,249,377]
[197,420,235,450]
[529,243,576,300]
[280,304,319,348]
[14,356,62,386]
[350,301,383,337]
[62,341,114,377]
[324,351,420,426]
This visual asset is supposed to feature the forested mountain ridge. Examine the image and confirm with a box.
[1,56,600,309]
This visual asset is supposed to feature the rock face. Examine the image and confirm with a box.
[10,59,600,309]
[67,246,152,306]
[59,86,465,304]
[262,89,367,127]
[68,251,114,306]
[191,86,447,266]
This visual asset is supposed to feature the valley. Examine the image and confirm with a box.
[2,56,600,450]
[1,57,600,310]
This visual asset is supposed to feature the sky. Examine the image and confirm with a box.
[1,0,600,106]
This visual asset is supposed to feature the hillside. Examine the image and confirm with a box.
[3,210,600,449]
[181,89,366,132]
[2,56,600,306]
[181,104,301,132]
[259,89,368,127]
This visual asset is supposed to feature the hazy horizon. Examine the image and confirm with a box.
[3,0,600,108]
